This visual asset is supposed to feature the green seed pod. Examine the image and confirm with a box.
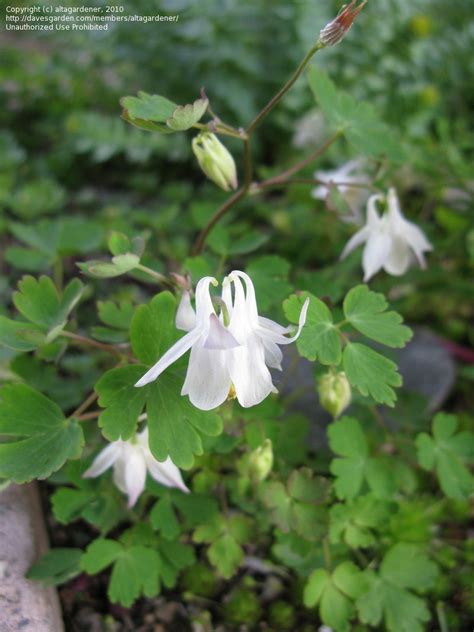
[192,132,238,191]
[248,438,274,482]
[318,371,351,418]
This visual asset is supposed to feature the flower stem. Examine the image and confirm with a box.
[246,41,324,135]
[192,137,252,255]
[136,263,174,288]
[191,41,325,256]
[60,330,127,359]
[70,391,99,419]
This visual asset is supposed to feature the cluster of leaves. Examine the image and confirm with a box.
[1,251,472,629]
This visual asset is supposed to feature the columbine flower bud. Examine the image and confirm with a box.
[192,132,238,192]
[318,371,351,418]
[319,0,367,47]
[248,439,274,482]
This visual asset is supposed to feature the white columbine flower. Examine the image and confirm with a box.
[312,159,370,223]
[83,427,188,507]
[341,188,433,281]
[135,271,309,411]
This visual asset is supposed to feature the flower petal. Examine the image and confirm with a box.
[362,230,392,281]
[121,445,147,508]
[135,327,202,387]
[402,222,433,267]
[383,237,412,276]
[203,313,241,350]
[83,442,122,478]
[145,455,189,493]
[340,225,370,259]
[181,343,232,410]
[229,335,276,408]
[229,271,259,328]
[258,297,309,346]
[175,291,196,332]
[261,338,283,370]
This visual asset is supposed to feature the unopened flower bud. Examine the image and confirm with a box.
[319,0,367,48]
[318,371,351,418]
[192,132,238,192]
[248,439,273,482]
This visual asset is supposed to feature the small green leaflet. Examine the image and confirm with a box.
[415,413,474,500]
[284,292,341,365]
[7,275,84,345]
[308,67,406,162]
[343,343,402,406]
[166,97,209,131]
[27,548,82,586]
[304,561,367,632]
[193,514,253,579]
[343,285,412,347]
[0,384,84,483]
[78,254,140,279]
[328,417,397,500]
[356,544,438,632]
[261,469,329,540]
[96,292,222,467]
[329,495,394,548]
[81,539,161,607]
[121,92,208,133]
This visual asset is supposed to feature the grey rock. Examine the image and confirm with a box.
[278,326,456,446]
[0,483,64,632]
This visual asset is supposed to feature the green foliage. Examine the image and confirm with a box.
[96,292,222,466]
[193,514,253,579]
[284,292,341,364]
[356,544,438,632]
[246,255,292,311]
[328,417,397,500]
[343,343,402,407]
[27,549,82,586]
[343,285,412,348]
[330,495,394,548]
[261,468,329,540]
[0,385,84,483]
[415,413,474,499]
[304,561,367,632]
[308,67,406,162]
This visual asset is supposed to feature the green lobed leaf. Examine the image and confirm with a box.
[27,548,82,586]
[97,300,134,330]
[13,275,84,331]
[381,543,438,590]
[121,92,177,123]
[0,316,45,351]
[415,413,474,500]
[304,562,366,632]
[356,571,431,632]
[284,292,341,365]
[328,417,398,500]
[343,285,412,348]
[95,365,148,441]
[330,495,395,549]
[77,254,140,278]
[0,385,84,483]
[308,67,406,162]
[166,97,208,131]
[343,343,402,406]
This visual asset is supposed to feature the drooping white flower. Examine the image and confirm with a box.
[83,427,188,507]
[135,271,309,411]
[341,188,433,281]
[224,271,309,408]
[312,159,370,223]
[135,276,240,410]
